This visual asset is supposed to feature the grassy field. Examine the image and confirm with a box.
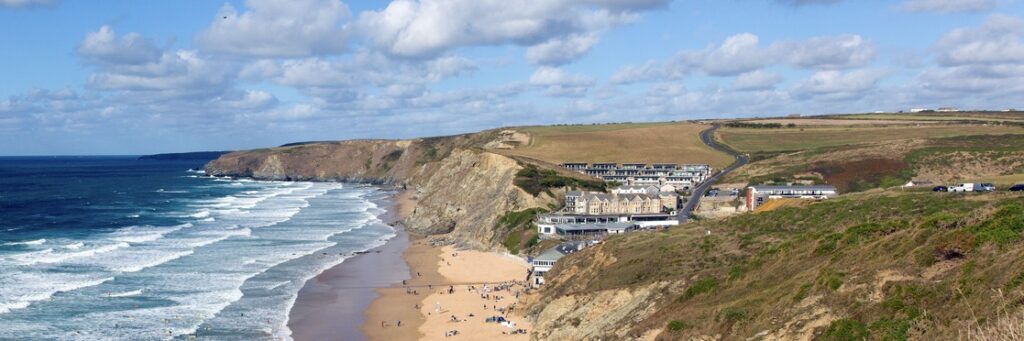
[498,122,734,169]
[717,124,1024,153]
[849,114,1024,123]
[968,173,1024,186]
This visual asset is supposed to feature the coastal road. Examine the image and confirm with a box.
[678,125,749,224]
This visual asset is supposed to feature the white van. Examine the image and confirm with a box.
[949,183,975,192]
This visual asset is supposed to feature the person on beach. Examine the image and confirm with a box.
[396,320,401,327]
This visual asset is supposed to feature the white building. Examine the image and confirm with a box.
[745,185,838,210]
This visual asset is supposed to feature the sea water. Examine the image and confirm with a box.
[0,156,395,340]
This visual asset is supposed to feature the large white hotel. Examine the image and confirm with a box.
[560,162,712,190]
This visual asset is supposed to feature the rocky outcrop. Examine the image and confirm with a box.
[204,134,557,249]
[532,282,672,340]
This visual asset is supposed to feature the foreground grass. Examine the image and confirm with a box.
[535,190,1024,339]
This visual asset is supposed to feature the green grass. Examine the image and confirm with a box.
[535,190,1024,339]
[679,278,719,302]
[513,165,606,196]
[496,208,547,254]
[822,319,869,341]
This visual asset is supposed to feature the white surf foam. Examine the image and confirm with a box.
[104,289,144,298]
[3,238,45,246]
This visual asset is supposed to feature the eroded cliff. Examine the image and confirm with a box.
[204,133,558,249]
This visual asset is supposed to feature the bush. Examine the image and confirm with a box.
[822,319,869,341]
[513,165,605,195]
[793,282,812,302]
[679,278,719,301]
[667,320,689,331]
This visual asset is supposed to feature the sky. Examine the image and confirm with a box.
[2,0,1024,155]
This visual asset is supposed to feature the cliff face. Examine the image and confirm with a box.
[204,134,557,249]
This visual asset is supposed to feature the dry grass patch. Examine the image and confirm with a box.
[495,122,733,168]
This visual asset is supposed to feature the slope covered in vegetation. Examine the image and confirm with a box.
[529,190,1024,340]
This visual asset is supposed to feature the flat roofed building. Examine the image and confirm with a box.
[555,222,638,236]
[562,162,588,170]
[746,185,838,210]
[563,162,712,188]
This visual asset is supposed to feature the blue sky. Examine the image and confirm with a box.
[2,0,1023,155]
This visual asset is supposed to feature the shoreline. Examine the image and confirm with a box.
[289,188,534,341]
[287,189,417,341]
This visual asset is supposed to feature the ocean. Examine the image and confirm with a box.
[0,156,396,340]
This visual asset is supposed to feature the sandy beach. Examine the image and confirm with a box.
[290,189,533,340]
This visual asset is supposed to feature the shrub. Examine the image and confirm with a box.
[513,165,605,195]
[722,307,749,322]
[818,269,845,291]
[793,282,812,302]
[667,320,689,331]
[822,319,869,341]
[679,278,719,301]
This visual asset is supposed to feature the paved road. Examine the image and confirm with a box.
[678,125,749,223]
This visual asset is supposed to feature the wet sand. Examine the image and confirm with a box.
[288,190,416,341]
[361,237,444,340]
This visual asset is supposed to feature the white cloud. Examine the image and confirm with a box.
[774,34,874,69]
[611,33,875,83]
[196,0,350,58]
[78,26,162,65]
[794,69,887,100]
[526,33,600,66]
[698,33,768,76]
[610,60,677,84]
[733,70,782,91]
[935,14,1024,66]
[529,66,594,97]
[87,50,231,97]
[902,0,994,13]
[356,0,659,64]
[0,0,55,8]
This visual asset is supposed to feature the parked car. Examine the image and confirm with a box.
[948,183,976,192]
[932,186,948,192]
[976,183,996,192]
[1010,184,1024,192]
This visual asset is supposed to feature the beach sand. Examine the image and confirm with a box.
[291,189,534,340]
[416,246,533,340]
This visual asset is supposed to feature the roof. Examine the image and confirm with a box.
[750,185,837,191]
[535,241,586,262]
[555,222,637,232]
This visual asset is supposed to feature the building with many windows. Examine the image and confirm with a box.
[561,162,711,190]
[745,185,838,210]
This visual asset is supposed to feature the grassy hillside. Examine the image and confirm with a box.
[492,122,734,169]
[717,124,1024,154]
[532,190,1024,340]
[714,117,1024,192]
